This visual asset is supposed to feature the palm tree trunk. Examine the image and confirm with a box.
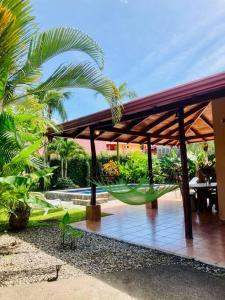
[43,138,48,166]
[65,159,68,178]
[61,158,64,178]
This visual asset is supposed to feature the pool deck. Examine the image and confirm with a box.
[72,191,225,268]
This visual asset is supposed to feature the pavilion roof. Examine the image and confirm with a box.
[48,71,225,145]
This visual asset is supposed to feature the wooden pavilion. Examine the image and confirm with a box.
[48,71,225,240]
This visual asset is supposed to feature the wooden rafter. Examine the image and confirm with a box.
[200,114,213,129]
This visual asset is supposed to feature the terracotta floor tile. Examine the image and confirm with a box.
[73,195,225,268]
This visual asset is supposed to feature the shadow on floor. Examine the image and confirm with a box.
[95,264,225,300]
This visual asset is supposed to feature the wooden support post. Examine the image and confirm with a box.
[147,134,158,209]
[117,142,119,161]
[86,126,101,221]
[90,126,97,205]
[178,107,193,239]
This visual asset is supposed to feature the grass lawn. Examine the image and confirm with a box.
[0,207,108,232]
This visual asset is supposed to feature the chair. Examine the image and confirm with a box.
[208,188,219,212]
[176,174,197,212]
[30,192,62,215]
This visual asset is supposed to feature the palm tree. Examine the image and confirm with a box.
[115,82,137,159]
[0,0,120,121]
[37,90,71,122]
[49,138,86,178]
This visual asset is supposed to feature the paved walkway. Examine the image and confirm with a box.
[73,191,225,267]
[1,265,225,300]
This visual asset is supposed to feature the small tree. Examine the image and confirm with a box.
[49,138,86,178]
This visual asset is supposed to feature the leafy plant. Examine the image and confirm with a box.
[0,173,54,230]
[55,177,77,189]
[102,160,120,181]
[59,212,84,248]
[118,152,165,183]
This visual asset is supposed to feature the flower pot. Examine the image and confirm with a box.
[9,204,31,230]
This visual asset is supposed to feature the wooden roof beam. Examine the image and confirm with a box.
[200,114,213,129]
[150,115,203,146]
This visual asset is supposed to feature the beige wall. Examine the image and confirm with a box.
[212,97,225,221]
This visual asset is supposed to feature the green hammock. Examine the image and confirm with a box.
[93,178,178,205]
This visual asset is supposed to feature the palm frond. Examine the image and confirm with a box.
[11,27,104,87]
[36,63,122,122]
[0,0,35,99]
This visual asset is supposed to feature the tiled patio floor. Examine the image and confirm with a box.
[72,191,225,268]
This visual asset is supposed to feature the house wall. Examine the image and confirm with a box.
[76,138,175,156]
[212,97,225,221]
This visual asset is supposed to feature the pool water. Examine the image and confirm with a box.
[67,184,138,195]
[68,187,106,195]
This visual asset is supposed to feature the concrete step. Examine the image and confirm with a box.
[73,198,109,206]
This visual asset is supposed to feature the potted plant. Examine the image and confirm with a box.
[0,173,54,230]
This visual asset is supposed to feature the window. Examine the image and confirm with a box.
[106,143,117,151]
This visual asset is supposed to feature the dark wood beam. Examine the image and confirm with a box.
[178,107,193,239]
[97,126,179,140]
[185,133,214,140]
[90,126,97,206]
[147,103,208,145]
[112,110,177,141]
[140,110,177,132]
[147,135,158,208]
[200,114,213,129]
[154,103,207,135]
[142,118,193,145]
[190,127,205,140]
[147,135,153,184]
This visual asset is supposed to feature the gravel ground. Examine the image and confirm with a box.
[0,226,225,287]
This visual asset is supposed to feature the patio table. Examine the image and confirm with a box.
[189,177,217,212]
[189,177,217,189]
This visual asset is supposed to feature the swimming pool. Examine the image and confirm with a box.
[67,187,107,195]
[45,184,137,205]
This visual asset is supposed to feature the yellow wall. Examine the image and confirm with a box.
[212,98,225,221]
[118,143,141,154]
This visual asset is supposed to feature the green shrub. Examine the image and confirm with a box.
[55,177,78,189]
[118,151,165,183]
[67,158,90,187]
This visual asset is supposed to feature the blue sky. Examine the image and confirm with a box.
[31,0,225,121]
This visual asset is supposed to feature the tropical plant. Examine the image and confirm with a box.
[0,112,44,176]
[0,173,54,229]
[59,212,84,249]
[37,90,71,122]
[118,151,165,183]
[102,160,120,182]
[49,138,87,178]
[55,177,77,189]
[159,150,180,183]
[0,0,121,122]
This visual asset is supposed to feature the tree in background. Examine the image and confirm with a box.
[49,138,86,178]
[37,90,71,122]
